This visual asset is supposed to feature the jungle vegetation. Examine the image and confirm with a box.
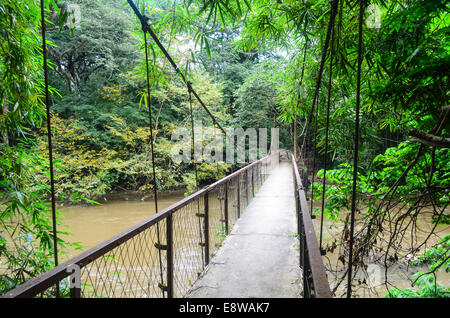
[0,0,448,297]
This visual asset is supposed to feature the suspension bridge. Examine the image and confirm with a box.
[2,150,331,298]
[2,0,365,299]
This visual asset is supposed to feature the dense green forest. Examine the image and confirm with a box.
[0,0,449,297]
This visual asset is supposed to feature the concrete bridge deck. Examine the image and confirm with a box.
[186,161,301,298]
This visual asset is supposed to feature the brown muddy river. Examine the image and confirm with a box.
[60,191,186,259]
[58,189,229,298]
[57,190,449,298]
[310,200,450,298]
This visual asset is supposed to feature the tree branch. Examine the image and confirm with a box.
[408,128,450,148]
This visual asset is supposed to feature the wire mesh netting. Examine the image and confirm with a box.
[247,167,253,203]
[9,154,280,299]
[172,196,206,298]
[239,172,248,214]
[207,184,227,258]
[80,219,167,298]
[227,177,239,228]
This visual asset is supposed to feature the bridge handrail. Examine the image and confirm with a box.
[2,151,280,298]
[289,152,332,298]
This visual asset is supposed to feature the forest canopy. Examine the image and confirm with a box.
[0,0,449,297]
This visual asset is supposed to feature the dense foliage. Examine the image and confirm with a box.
[0,0,448,297]
[0,0,81,294]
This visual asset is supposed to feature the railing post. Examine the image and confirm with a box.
[224,182,229,234]
[265,157,268,180]
[68,263,81,298]
[258,161,263,188]
[298,184,309,298]
[166,214,174,298]
[298,193,305,271]
[251,165,255,197]
[293,169,302,269]
[260,161,262,186]
[70,286,81,298]
[245,169,249,206]
[204,192,210,265]
[257,162,260,188]
[237,174,241,218]
[303,246,310,298]
[263,159,266,182]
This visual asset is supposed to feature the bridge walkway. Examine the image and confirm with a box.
[186,161,301,298]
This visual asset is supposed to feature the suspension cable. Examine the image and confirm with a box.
[347,0,364,298]
[127,0,226,135]
[39,0,59,298]
[143,31,165,298]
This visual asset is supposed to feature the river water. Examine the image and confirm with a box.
[60,191,186,259]
[58,191,449,298]
[310,200,450,298]
[58,189,228,298]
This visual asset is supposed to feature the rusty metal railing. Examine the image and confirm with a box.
[289,152,332,298]
[1,152,279,298]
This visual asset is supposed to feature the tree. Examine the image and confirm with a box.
[47,0,140,95]
[0,0,47,145]
[0,0,79,296]
[179,0,449,297]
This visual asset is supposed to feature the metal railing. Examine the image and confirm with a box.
[2,152,279,298]
[289,151,332,298]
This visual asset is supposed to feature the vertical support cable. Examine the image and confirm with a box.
[204,191,210,265]
[293,116,297,159]
[298,0,338,220]
[237,174,241,218]
[188,82,205,269]
[224,181,229,234]
[245,169,249,207]
[188,82,199,191]
[143,30,165,298]
[143,33,159,215]
[39,0,59,298]
[299,0,339,164]
[296,35,308,162]
[347,0,364,298]
[252,165,255,197]
[309,0,337,218]
[320,0,338,254]
[213,121,226,232]
[213,122,220,180]
[166,213,174,298]
[310,96,319,218]
[293,163,303,268]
